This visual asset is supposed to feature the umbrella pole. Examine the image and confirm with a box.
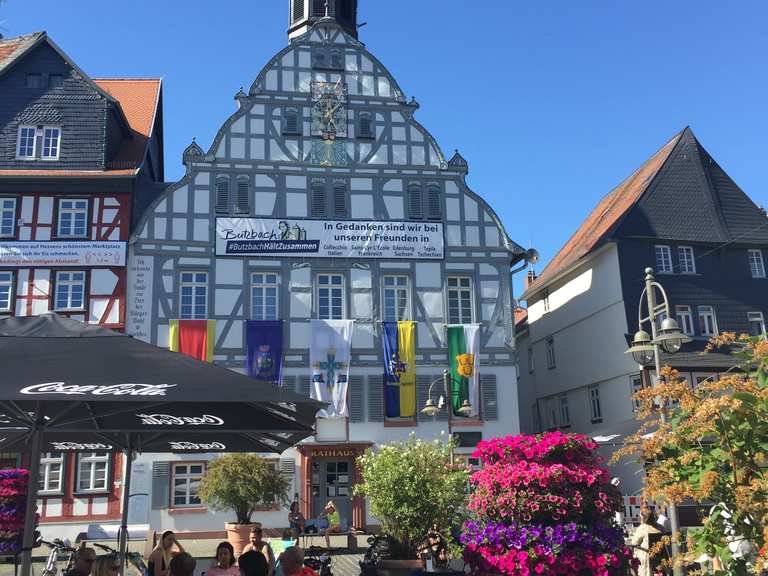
[21,427,42,576]
[118,441,133,576]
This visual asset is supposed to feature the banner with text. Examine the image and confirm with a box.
[0,241,126,267]
[216,218,444,260]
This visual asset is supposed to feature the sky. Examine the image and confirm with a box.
[2,0,767,298]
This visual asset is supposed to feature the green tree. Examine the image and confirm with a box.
[355,434,470,558]
[198,454,290,524]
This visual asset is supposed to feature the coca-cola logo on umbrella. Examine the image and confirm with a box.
[52,442,113,450]
[20,383,176,396]
[137,414,224,426]
[170,441,226,451]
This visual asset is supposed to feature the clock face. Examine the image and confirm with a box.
[311,80,347,139]
[311,139,348,167]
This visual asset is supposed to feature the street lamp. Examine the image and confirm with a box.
[421,369,471,464]
[625,267,691,576]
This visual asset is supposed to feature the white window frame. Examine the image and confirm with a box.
[546,336,556,369]
[41,126,61,160]
[748,249,766,278]
[747,311,766,338]
[39,452,64,495]
[0,198,17,238]
[16,125,36,159]
[250,272,279,321]
[655,245,673,273]
[76,452,109,494]
[588,385,602,423]
[53,271,86,311]
[317,273,345,320]
[558,394,570,427]
[381,275,411,322]
[698,305,718,336]
[171,462,205,508]
[675,305,694,336]
[678,246,696,274]
[0,271,13,313]
[56,198,89,238]
[179,271,208,320]
[446,276,474,324]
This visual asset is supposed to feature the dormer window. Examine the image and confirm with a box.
[42,128,60,159]
[17,125,61,160]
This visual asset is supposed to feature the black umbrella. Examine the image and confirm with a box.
[0,313,322,575]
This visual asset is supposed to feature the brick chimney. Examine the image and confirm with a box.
[525,269,537,290]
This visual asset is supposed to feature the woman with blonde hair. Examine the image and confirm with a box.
[148,530,185,576]
[92,555,120,576]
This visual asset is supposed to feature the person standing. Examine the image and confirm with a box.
[630,506,663,576]
[206,542,240,576]
[149,531,185,576]
[242,525,275,575]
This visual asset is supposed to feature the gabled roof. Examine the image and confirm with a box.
[524,127,768,298]
[0,32,45,73]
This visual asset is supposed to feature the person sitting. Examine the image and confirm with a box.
[169,553,196,576]
[206,542,240,576]
[287,502,305,539]
[149,531,185,576]
[242,524,275,575]
[92,555,120,576]
[319,501,342,548]
[279,547,317,576]
[238,550,269,576]
[64,546,96,576]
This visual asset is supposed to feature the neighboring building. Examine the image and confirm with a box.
[0,32,164,537]
[125,0,530,534]
[517,127,768,494]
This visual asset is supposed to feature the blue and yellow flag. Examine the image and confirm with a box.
[382,321,416,418]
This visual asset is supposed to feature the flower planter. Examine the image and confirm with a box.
[376,559,423,576]
[225,522,256,555]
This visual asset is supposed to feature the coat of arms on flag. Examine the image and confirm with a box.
[382,321,416,418]
[310,320,354,418]
[312,348,348,391]
[245,320,283,384]
[447,324,480,417]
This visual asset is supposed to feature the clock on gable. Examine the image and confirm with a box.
[311,80,348,140]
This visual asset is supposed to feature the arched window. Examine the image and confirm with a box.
[310,180,326,217]
[407,183,423,219]
[333,180,348,217]
[236,177,250,214]
[426,183,441,220]
[358,112,373,139]
[283,108,300,135]
[215,177,230,213]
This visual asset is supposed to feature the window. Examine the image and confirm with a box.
[172,463,204,507]
[311,0,325,16]
[330,49,344,70]
[631,374,645,412]
[310,180,326,217]
[532,403,542,433]
[382,275,410,321]
[546,336,556,369]
[236,177,250,214]
[0,198,17,238]
[332,181,348,217]
[446,276,473,324]
[748,249,766,278]
[251,272,279,320]
[407,183,423,219]
[317,273,344,320]
[57,199,88,238]
[180,272,208,320]
[42,127,60,159]
[25,73,43,88]
[0,272,13,313]
[588,385,602,423]
[358,112,373,139]
[215,177,230,213]
[76,452,109,493]
[748,311,766,337]
[558,394,570,427]
[527,346,534,374]
[39,453,64,494]
[545,398,557,431]
[675,305,694,335]
[678,246,695,274]
[426,183,441,220]
[292,0,304,21]
[283,108,300,135]
[54,271,85,311]
[48,74,64,88]
[542,289,550,314]
[17,126,36,159]
[698,305,718,336]
[655,245,672,273]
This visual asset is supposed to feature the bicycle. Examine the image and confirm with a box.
[38,539,77,576]
[91,543,148,576]
[304,546,332,576]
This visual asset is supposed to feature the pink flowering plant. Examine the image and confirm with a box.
[0,469,30,555]
[462,433,636,576]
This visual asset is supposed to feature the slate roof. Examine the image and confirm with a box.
[524,127,768,298]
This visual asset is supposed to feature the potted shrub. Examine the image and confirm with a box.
[355,434,469,575]
[198,454,289,554]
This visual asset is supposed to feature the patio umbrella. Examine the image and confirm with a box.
[0,313,322,575]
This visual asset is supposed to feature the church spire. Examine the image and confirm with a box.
[288,0,358,41]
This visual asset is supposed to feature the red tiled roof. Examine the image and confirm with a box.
[0,31,44,73]
[514,306,528,325]
[524,130,684,297]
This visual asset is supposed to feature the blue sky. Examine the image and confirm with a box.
[2,0,767,297]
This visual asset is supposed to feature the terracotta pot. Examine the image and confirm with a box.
[225,522,256,555]
[376,559,423,576]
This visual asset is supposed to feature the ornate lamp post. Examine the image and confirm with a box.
[625,267,691,576]
[421,369,472,465]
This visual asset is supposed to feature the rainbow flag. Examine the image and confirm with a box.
[169,319,216,362]
[382,321,416,418]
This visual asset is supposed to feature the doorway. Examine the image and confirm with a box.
[311,459,353,527]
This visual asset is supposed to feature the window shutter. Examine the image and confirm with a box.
[292,0,304,21]
[367,376,383,422]
[481,373,498,421]
[151,461,170,509]
[236,179,250,213]
[281,375,298,392]
[359,114,372,138]
[310,182,326,217]
[416,375,431,422]
[285,109,299,134]
[426,184,441,219]
[215,178,229,213]
[408,184,423,219]
[299,375,311,398]
[333,182,347,217]
[349,374,364,423]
